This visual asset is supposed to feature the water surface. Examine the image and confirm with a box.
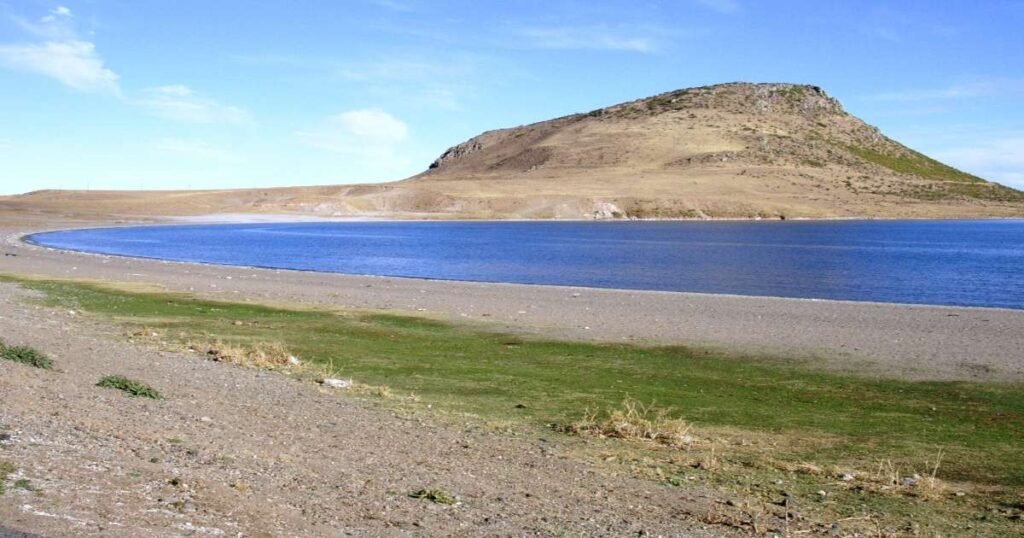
[27,220,1024,309]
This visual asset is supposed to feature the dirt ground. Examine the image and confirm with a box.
[0,282,739,536]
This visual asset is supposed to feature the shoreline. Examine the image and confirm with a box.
[19,228,1024,316]
[20,219,1024,314]
[3,219,1023,383]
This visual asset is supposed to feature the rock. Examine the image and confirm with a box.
[840,473,855,482]
[901,475,920,487]
[322,378,352,389]
[591,202,625,220]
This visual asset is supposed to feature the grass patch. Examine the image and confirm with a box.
[5,276,1024,534]
[845,144,979,183]
[409,488,456,505]
[12,479,35,492]
[0,461,14,495]
[0,339,53,369]
[96,375,163,399]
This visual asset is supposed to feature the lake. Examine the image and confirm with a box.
[26,220,1024,309]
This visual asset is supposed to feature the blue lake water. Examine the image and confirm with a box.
[26,220,1024,309]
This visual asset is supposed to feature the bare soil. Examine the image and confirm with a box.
[0,282,734,536]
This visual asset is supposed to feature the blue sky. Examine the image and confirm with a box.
[0,0,1022,195]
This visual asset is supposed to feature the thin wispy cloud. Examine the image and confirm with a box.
[0,6,120,95]
[369,0,415,12]
[138,85,252,124]
[232,52,471,110]
[695,0,741,14]
[871,79,1024,102]
[297,108,409,155]
[152,138,244,163]
[517,26,658,53]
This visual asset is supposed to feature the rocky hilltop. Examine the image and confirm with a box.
[5,82,1023,220]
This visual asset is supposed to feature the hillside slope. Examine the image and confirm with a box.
[399,82,1024,219]
[4,82,1023,220]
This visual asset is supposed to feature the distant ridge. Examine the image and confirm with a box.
[4,82,1023,220]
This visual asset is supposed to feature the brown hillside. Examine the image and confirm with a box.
[4,82,1023,220]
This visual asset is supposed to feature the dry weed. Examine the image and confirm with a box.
[187,340,293,369]
[563,398,694,448]
[348,383,394,399]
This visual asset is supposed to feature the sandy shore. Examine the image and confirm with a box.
[3,220,1023,382]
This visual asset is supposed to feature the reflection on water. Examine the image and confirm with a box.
[28,220,1024,309]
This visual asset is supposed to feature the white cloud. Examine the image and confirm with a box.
[934,137,1024,189]
[297,109,409,156]
[152,138,244,163]
[0,41,120,94]
[518,26,657,53]
[696,0,741,14]
[138,85,251,124]
[1,6,120,94]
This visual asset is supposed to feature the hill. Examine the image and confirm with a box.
[4,82,1023,220]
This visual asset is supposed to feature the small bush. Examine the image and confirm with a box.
[559,398,693,448]
[409,488,455,505]
[0,343,53,370]
[96,375,163,399]
[348,383,393,399]
[187,340,292,369]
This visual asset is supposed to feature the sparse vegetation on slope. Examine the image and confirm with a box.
[844,144,982,183]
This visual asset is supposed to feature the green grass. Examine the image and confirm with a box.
[0,461,14,496]
[0,339,53,369]
[409,488,456,505]
[4,276,1024,533]
[96,375,163,399]
[841,143,1024,202]
[8,277,1023,486]
[845,144,981,184]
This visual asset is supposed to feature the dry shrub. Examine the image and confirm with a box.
[126,326,166,344]
[774,460,830,476]
[348,382,393,399]
[565,398,693,448]
[872,450,948,499]
[188,340,292,370]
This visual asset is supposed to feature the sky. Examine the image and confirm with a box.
[0,0,1022,195]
